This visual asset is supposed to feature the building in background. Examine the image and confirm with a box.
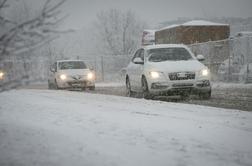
[155,20,230,45]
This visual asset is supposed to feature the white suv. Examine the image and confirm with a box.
[48,60,95,90]
[125,44,211,99]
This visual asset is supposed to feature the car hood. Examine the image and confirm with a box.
[58,69,90,76]
[147,60,206,73]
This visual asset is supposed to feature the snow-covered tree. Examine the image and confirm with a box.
[0,0,66,59]
[94,9,147,55]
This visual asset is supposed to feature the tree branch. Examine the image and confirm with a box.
[0,0,66,57]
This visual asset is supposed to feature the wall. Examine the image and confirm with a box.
[155,25,230,45]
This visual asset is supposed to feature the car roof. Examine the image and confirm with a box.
[143,44,189,50]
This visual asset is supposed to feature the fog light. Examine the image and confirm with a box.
[196,80,210,87]
[151,83,168,89]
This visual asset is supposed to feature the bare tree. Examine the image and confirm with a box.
[94,9,147,55]
[0,0,66,59]
[0,0,66,91]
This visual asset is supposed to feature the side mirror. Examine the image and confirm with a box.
[50,66,56,72]
[196,54,205,61]
[133,57,144,64]
[89,66,94,71]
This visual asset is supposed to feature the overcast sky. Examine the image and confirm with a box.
[61,0,252,29]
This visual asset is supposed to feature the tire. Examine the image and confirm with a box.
[89,86,95,90]
[126,77,134,97]
[54,79,59,89]
[199,90,211,100]
[142,77,153,99]
[180,92,190,100]
[48,80,53,89]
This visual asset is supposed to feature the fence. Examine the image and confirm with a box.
[1,35,252,90]
[189,35,252,83]
[80,55,131,82]
[0,55,131,90]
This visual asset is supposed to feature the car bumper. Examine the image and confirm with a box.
[57,80,95,89]
[148,79,211,96]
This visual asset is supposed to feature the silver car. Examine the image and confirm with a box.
[48,60,95,90]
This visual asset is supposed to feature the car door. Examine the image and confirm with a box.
[129,49,144,91]
[127,49,140,89]
[134,49,145,90]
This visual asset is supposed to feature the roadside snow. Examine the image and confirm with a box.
[96,82,124,87]
[0,89,252,166]
[213,82,252,89]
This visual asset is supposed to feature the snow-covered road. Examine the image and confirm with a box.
[0,89,252,166]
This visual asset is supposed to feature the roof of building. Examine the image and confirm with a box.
[182,20,228,26]
[158,20,229,31]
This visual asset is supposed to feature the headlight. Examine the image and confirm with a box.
[60,74,67,80]
[200,69,209,76]
[87,72,94,80]
[150,71,160,79]
[0,71,4,79]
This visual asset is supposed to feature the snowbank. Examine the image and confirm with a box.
[0,89,252,166]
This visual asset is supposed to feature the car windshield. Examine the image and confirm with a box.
[148,47,193,62]
[58,61,87,70]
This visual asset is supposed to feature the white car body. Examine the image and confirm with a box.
[48,60,95,90]
[126,44,211,98]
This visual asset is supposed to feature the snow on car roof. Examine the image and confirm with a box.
[143,44,189,50]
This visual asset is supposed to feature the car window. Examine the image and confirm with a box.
[138,49,144,61]
[50,62,57,72]
[132,49,144,62]
[58,61,87,70]
[148,47,193,62]
[132,49,140,62]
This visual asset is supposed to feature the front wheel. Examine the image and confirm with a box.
[126,78,134,97]
[199,91,211,100]
[142,77,153,99]
[48,80,53,89]
[89,86,95,90]
[54,79,59,89]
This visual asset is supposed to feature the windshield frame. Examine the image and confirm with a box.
[58,61,87,70]
[147,47,194,62]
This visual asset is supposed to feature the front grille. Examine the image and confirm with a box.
[169,72,195,80]
[67,81,86,87]
[71,75,84,80]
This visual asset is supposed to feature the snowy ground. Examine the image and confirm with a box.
[93,82,252,111]
[17,81,252,111]
[0,89,252,166]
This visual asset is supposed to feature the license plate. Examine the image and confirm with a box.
[177,72,186,78]
[72,83,81,87]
